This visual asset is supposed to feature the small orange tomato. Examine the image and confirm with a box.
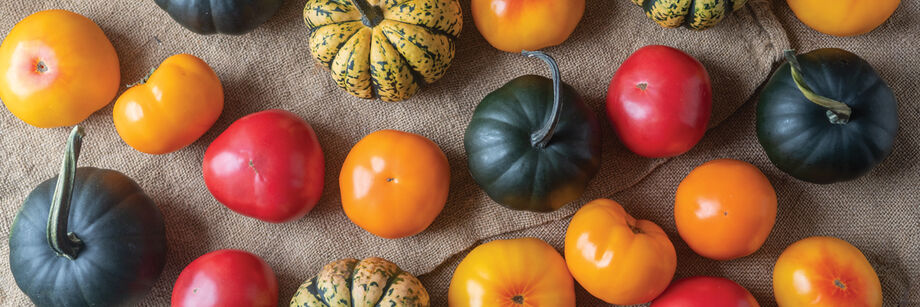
[0,10,120,128]
[674,159,777,260]
[113,54,223,154]
[472,0,584,53]
[449,237,575,307]
[340,130,449,239]
[564,199,677,305]
[787,0,900,36]
[774,236,882,307]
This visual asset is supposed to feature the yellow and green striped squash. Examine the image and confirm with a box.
[632,0,747,30]
[304,0,462,102]
[291,257,430,307]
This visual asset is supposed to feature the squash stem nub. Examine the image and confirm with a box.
[47,126,85,260]
[349,0,384,28]
[784,50,851,124]
[523,50,563,149]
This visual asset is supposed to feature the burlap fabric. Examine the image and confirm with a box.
[0,0,909,306]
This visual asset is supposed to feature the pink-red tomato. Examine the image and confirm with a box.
[651,276,759,307]
[171,249,278,307]
[203,109,324,223]
[606,45,712,158]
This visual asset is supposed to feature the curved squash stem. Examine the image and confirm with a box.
[349,0,383,28]
[784,50,851,124]
[523,50,563,149]
[47,126,85,260]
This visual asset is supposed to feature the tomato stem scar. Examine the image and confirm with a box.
[511,295,524,304]
[636,82,647,91]
[35,60,47,73]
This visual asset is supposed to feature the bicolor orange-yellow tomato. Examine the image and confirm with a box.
[0,10,119,128]
[471,0,584,53]
[448,237,575,307]
[774,236,882,307]
[113,54,223,154]
[564,198,677,305]
[787,0,900,36]
[675,159,777,260]
[340,130,449,239]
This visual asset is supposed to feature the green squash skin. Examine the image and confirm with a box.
[757,48,898,184]
[155,0,284,35]
[636,0,746,30]
[9,167,167,307]
[464,75,602,212]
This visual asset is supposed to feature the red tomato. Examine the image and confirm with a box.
[171,249,278,307]
[651,276,759,307]
[203,110,324,223]
[606,45,712,158]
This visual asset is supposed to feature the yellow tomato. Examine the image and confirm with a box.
[113,54,223,154]
[787,0,900,36]
[774,236,882,306]
[0,10,120,128]
[340,130,450,239]
[472,0,584,53]
[449,237,575,307]
[564,199,677,305]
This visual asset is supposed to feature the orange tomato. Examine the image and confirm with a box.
[472,0,584,53]
[340,130,449,239]
[113,54,223,154]
[674,159,777,260]
[564,198,676,305]
[774,236,882,307]
[787,0,900,36]
[0,10,119,128]
[449,237,575,307]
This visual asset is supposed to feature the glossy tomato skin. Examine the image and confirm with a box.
[0,10,119,128]
[606,45,711,158]
[787,0,900,37]
[172,249,278,307]
[472,0,584,52]
[565,199,677,305]
[651,276,759,307]
[675,159,777,261]
[340,130,449,239]
[114,54,223,154]
[449,237,575,307]
[774,237,882,307]
[203,110,324,223]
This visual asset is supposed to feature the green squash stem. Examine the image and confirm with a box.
[47,126,85,260]
[523,50,563,149]
[784,49,852,124]
[349,0,384,28]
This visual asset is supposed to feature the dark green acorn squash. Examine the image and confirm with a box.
[632,0,747,30]
[757,49,898,184]
[155,0,283,35]
[464,51,602,212]
[8,127,168,307]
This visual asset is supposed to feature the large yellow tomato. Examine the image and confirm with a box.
[0,10,119,128]
[472,0,584,53]
[340,130,449,239]
[674,159,776,260]
[113,54,223,154]
[787,0,900,36]
[564,199,677,305]
[449,237,575,307]
[774,236,882,306]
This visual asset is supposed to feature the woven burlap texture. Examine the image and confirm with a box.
[1,0,793,305]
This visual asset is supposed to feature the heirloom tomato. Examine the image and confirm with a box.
[472,0,584,52]
[172,249,278,307]
[449,237,575,307]
[788,0,900,37]
[564,198,677,305]
[651,276,759,307]
[675,159,776,260]
[340,130,449,239]
[203,110,325,223]
[774,236,882,307]
[606,45,711,158]
[0,10,119,128]
[114,54,223,154]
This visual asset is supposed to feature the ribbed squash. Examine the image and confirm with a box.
[632,0,747,30]
[291,257,429,307]
[303,0,462,102]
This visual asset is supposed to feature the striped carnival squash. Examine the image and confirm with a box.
[303,0,462,102]
[632,0,747,30]
[291,257,430,307]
